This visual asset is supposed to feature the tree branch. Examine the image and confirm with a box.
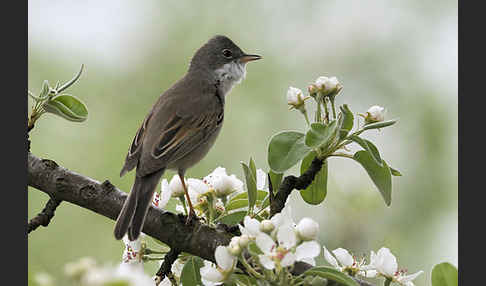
[28,197,62,233]
[28,152,233,264]
[28,152,374,286]
[270,157,324,216]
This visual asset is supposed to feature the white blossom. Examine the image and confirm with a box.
[287,86,305,108]
[296,217,319,241]
[256,225,320,270]
[204,167,244,197]
[169,175,187,197]
[323,246,373,277]
[200,246,237,285]
[64,257,97,280]
[365,105,386,123]
[81,263,154,286]
[315,76,341,96]
[238,216,262,238]
[366,247,423,285]
[34,272,54,286]
[259,219,275,233]
[121,234,144,272]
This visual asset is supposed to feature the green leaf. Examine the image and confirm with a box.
[248,158,257,210]
[305,121,338,149]
[225,199,249,211]
[180,256,204,286]
[215,210,246,225]
[363,119,397,130]
[268,131,312,173]
[432,262,458,286]
[43,94,88,122]
[390,167,402,176]
[299,151,327,205]
[303,267,359,286]
[230,274,257,286]
[353,151,392,206]
[339,104,354,139]
[241,161,257,212]
[230,190,268,202]
[269,170,283,192]
[349,135,382,165]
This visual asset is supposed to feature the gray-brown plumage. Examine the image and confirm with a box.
[114,35,261,241]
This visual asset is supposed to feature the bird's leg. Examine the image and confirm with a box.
[178,173,196,225]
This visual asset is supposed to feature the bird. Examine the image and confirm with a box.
[114,35,262,241]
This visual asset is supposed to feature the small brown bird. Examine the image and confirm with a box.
[114,35,261,241]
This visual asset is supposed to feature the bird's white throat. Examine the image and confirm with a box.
[214,61,247,96]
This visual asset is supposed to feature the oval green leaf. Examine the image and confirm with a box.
[43,94,88,122]
[305,121,338,149]
[303,267,359,286]
[339,104,354,139]
[225,199,249,211]
[269,170,283,193]
[349,135,382,165]
[180,256,204,286]
[241,161,257,212]
[363,119,397,130]
[432,262,458,286]
[268,131,312,173]
[299,151,327,205]
[353,151,392,206]
[215,210,247,225]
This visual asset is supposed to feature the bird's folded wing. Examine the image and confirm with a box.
[137,104,223,177]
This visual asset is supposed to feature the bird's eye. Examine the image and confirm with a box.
[222,49,232,58]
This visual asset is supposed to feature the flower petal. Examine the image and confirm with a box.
[398,271,424,283]
[256,233,276,255]
[323,246,340,268]
[280,252,296,267]
[244,216,261,237]
[259,255,275,270]
[215,246,235,271]
[332,248,354,267]
[200,263,224,283]
[159,179,171,209]
[300,257,316,266]
[277,225,297,249]
[296,241,321,261]
[377,247,398,276]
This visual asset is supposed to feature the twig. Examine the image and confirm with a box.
[28,196,62,234]
[270,157,324,216]
[155,248,181,285]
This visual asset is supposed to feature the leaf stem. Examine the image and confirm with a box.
[239,254,265,280]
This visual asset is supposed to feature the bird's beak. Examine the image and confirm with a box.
[239,54,262,63]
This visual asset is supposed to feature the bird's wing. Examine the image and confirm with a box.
[120,110,154,177]
[136,82,224,177]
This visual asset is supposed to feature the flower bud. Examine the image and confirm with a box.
[238,234,250,248]
[296,217,319,241]
[287,87,307,109]
[364,105,386,123]
[228,237,242,256]
[315,76,342,97]
[169,175,186,197]
[259,219,275,233]
[307,84,319,96]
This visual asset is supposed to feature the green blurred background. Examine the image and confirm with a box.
[28,1,457,285]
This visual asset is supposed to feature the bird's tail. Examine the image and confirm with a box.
[113,169,165,241]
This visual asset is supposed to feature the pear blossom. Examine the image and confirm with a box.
[269,204,295,237]
[64,257,97,280]
[286,86,307,109]
[256,225,320,269]
[121,234,144,270]
[239,216,263,238]
[154,179,171,210]
[34,272,54,286]
[259,219,275,233]
[200,246,237,285]
[296,217,319,241]
[204,167,244,197]
[169,175,187,197]
[366,247,423,285]
[81,263,154,286]
[314,76,342,96]
[364,105,386,123]
[228,236,243,256]
[323,246,373,277]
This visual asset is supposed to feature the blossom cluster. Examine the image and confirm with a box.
[200,204,321,285]
[323,246,423,286]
